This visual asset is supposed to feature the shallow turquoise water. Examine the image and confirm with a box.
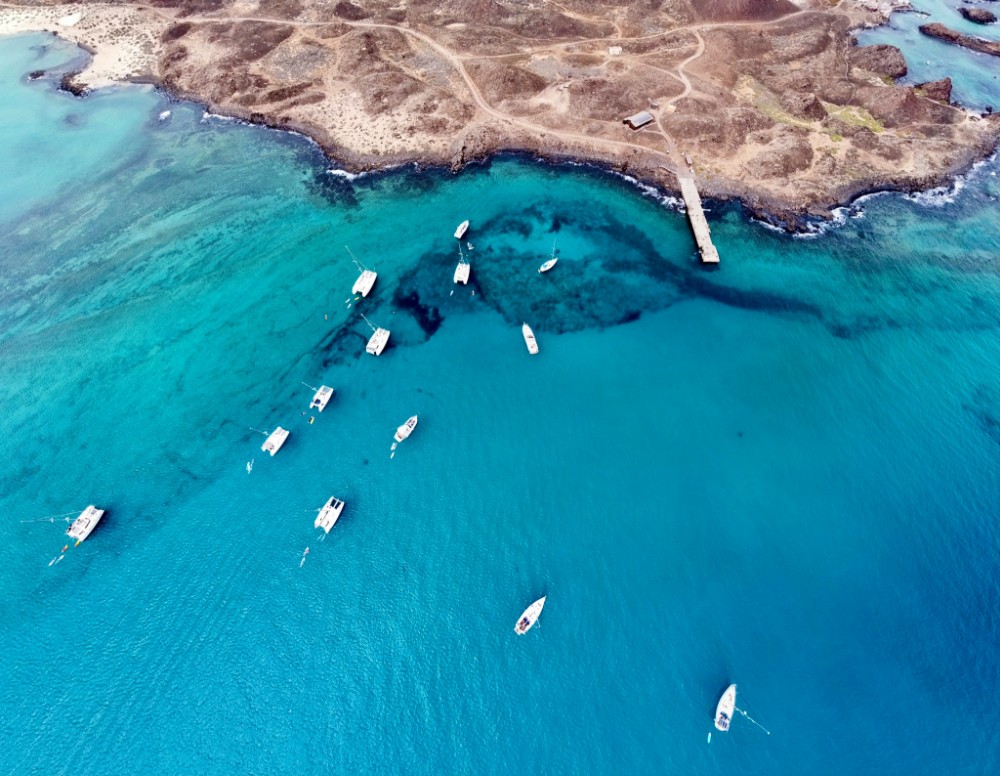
[1,33,998,774]
[857,0,1000,110]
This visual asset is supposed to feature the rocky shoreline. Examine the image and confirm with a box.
[919,22,1000,57]
[3,0,1000,233]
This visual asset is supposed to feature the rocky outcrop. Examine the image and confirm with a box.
[959,8,996,25]
[915,77,953,104]
[848,43,907,78]
[919,23,1000,57]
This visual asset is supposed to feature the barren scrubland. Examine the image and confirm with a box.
[2,0,998,223]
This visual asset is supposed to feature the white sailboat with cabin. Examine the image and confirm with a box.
[347,246,378,297]
[361,313,390,356]
[522,323,538,355]
[514,596,546,635]
[454,219,469,239]
[314,496,346,534]
[538,239,558,273]
[715,684,736,732]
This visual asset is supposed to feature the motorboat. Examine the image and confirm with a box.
[310,385,334,412]
[522,323,539,355]
[454,220,469,239]
[66,505,105,543]
[262,427,290,456]
[715,684,736,732]
[314,496,346,534]
[394,415,418,443]
[514,596,546,635]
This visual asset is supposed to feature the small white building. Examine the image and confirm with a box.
[608,45,623,56]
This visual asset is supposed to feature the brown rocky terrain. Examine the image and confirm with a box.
[959,7,996,25]
[3,0,999,224]
[920,22,1000,56]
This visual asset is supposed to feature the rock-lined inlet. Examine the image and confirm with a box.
[1,0,998,226]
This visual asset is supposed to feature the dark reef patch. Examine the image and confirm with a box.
[393,289,444,338]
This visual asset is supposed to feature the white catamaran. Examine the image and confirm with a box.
[454,219,469,239]
[538,239,558,273]
[262,427,290,456]
[67,505,105,543]
[715,684,736,732]
[314,496,346,534]
[522,323,539,355]
[394,415,418,443]
[514,596,546,635]
[360,313,390,356]
[310,385,334,412]
[347,246,378,298]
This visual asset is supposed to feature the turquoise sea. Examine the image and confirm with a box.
[1,31,998,775]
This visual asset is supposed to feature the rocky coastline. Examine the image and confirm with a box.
[919,22,1000,57]
[2,0,1000,232]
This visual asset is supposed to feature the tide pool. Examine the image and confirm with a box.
[0,33,998,775]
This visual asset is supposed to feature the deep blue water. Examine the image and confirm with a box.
[0,32,998,775]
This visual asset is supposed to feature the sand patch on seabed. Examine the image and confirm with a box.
[0,4,167,87]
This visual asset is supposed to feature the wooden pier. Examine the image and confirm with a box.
[679,178,720,265]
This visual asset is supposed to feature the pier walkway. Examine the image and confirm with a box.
[679,177,719,265]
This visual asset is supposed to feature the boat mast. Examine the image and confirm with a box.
[345,245,366,272]
[359,312,377,332]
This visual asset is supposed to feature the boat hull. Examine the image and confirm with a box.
[262,427,290,456]
[310,386,334,411]
[454,220,469,239]
[366,328,390,356]
[454,262,470,284]
[352,270,377,297]
[538,258,557,273]
[66,505,105,543]
[522,323,539,355]
[394,416,418,443]
[314,497,346,534]
[514,596,546,635]
[715,684,736,731]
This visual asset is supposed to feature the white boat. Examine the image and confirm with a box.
[394,415,418,443]
[454,219,469,239]
[261,426,290,456]
[314,496,346,534]
[538,239,558,273]
[66,505,105,543]
[347,246,377,297]
[522,323,539,355]
[715,684,736,732]
[361,313,390,356]
[310,385,334,412]
[514,596,546,635]
[454,243,471,285]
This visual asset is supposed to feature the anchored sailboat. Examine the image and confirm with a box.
[715,684,736,732]
[514,596,546,635]
[522,323,539,355]
[538,239,558,273]
[360,313,390,356]
[347,246,378,297]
